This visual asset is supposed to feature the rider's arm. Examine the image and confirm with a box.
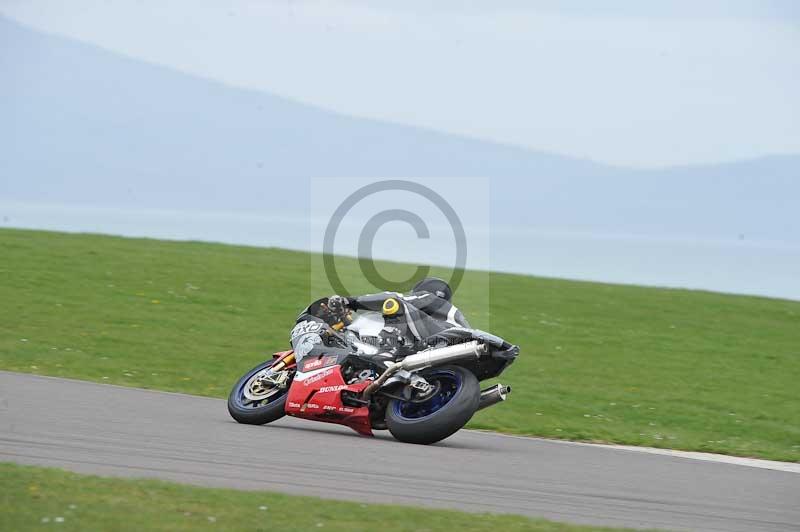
[346,292,398,312]
[349,291,471,328]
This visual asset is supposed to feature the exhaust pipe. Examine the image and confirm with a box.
[399,340,485,371]
[477,384,511,410]
[362,341,485,399]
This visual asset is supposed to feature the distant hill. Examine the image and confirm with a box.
[1,16,798,243]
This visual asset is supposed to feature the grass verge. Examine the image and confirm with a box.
[1,228,798,461]
[0,463,638,532]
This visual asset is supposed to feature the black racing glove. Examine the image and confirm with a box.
[326,295,350,320]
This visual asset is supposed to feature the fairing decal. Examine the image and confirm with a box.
[285,362,373,436]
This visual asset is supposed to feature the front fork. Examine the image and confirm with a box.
[252,351,296,391]
[271,350,296,372]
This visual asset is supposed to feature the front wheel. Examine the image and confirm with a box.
[386,365,480,445]
[228,360,292,425]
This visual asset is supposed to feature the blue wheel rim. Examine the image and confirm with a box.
[393,369,462,420]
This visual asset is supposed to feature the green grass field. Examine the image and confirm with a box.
[1,228,799,461]
[0,463,636,532]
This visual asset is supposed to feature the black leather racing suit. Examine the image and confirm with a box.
[289,291,470,363]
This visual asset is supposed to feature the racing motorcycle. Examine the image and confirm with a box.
[227,301,518,444]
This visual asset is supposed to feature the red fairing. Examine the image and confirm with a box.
[285,361,372,436]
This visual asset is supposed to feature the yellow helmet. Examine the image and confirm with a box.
[382,297,401,316]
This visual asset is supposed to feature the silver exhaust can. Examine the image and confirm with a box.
[478,384,512,410]
[399,340,485,371]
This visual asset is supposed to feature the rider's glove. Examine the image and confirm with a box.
[327,295,349,318]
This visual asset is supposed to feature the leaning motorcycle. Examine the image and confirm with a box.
[228,303,518,445]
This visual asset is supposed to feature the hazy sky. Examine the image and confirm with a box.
[2,0,799,167]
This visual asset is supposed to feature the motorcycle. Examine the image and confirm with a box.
[227,304,519,444]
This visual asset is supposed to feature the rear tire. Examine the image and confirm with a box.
[228,360,290,425]
[386,365,480,445]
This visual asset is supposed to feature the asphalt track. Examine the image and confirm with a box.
[1,372,798,531]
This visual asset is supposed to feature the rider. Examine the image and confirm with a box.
[290,277,471,364]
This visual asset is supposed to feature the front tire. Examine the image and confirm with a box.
[228,360,291,425]
[386,365,480,445]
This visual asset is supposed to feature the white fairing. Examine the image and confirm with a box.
[344,311,384,355]
[350,338,380,355]
[347,311,385,337]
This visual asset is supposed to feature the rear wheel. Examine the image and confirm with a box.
[386,365,480,445]
[228,360,292,425]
